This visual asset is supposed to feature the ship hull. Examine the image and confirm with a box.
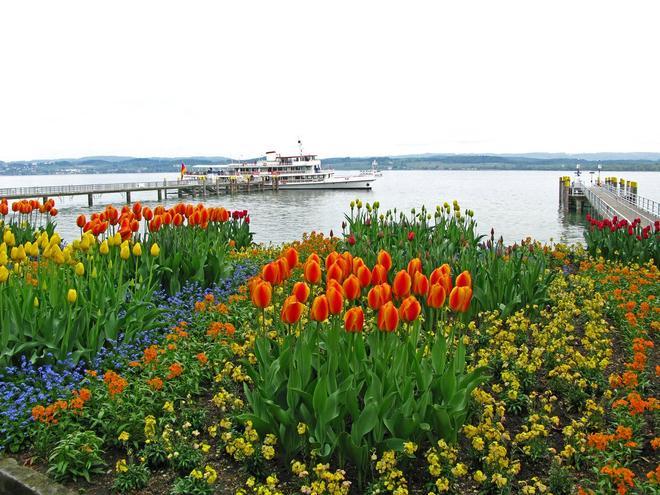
[279,176,375,190]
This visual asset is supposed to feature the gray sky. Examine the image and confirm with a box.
[1,0,659,161]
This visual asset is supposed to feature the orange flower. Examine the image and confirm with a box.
[399,295,421,322]
[344,307,364,333]
[304,260,322,285]
[352,257,366,274]
[587,432,614,451]
[426,284,447,309]
[615,425,633,441]
[377,250,392,272]
[449,286,472,312]
[430,264,451,284]
[276,257,291,281]
[342,275,361,301]
[326,287,344,315]
[167,363,184,380]
[621,371,638,388]
[406,258,422,279]
[371,264,388,285]
[455,270,472,288]
[392,270,412,299]
[262,262,280,285]
[292,282,311,303]
[412,272,430,298]
[196,352,208,365]
[310,295,330,322]
[368,285,385,310]
[327,261,345,283]
[147,377,164,390]
[284,247,299,270]
[326,278,344,295]
[378,301,399,332]
[356,265,372,288]
[251,280,273,309]
[307,252,321,265]
[281,295,304,324]
[325,251,340,270]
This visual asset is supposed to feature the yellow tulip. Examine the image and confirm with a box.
[132,243,142,257]
[75,262,85,276]
[150,243,160,257]
[67,288,77,303]
[3,229,15,247]
[0,265,9,283]
[34,297,39,308]
[99,240,109,255]
[120,245,130,260]
[91,267,97,278]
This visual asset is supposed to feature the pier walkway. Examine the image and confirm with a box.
[0,177,279,206]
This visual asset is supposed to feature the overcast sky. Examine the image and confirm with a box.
[0,1,659,161]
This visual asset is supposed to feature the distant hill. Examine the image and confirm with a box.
[1,152,659,175]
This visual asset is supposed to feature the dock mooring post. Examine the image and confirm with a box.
[87,193,93,207]
[126,191,131,204]
[157,189,162,201]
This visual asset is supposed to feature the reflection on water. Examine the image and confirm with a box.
[1,170,658,245]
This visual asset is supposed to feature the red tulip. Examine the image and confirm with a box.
[371,264,388,285]
[76,214,86,228]
[455,270,472,289]
[344,307,364,333]
[281,295,304,324]
[392,270,412,299]
[378,302,399,332]
[399,295,421,323]
[412,272,430,297]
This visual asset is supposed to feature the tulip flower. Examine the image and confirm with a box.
[356,265,372,288]
[310,295,330,322]
[430,264,452,285]
[344,307,364,333]
[325,251,340,270]
[392,270,412,299]
[449,286,472,312]
[455,270,472,288]
[99,240,109,255]
[352,257,365,274]
[367,285,384,310]
[0,265,9,283]
[426,284,447,308]
[377,250,392,272]
[399,295,421,323]
[150,243,160,257]
[281,295,304,325]
[412,272,430,297]
[67,288,77,304]
[132,243,142,257]
[304,260,322,285]
[251,280,273,309]
[284,247,299,269]
[342,274,361,301]
[327,261,345,283]
[75,262,85,277]
[326,286,344,315]
[371,264,388,285]
[378,302,399,332]
[307,253,321,265]
[76,214,86,229]
[407,258,422,279]
[262,262,280,285]
[120,245,130,260]
[276,257,291,281]
[292,281,310,303]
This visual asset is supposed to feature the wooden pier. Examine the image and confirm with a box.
[559,176,659,227]
[0,177,280,206]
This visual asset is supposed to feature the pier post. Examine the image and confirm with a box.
[157,189,162,202]
[126,191,131,204]
[42,196,48,205]
[87,193,93,207]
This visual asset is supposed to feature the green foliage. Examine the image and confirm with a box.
[112,462,151,494]
[47,430,106,482]
[170,440,204,474]
[171,474,214,495]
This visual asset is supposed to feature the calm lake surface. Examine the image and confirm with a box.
[2,170,659,245]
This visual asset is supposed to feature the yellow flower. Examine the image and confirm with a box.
[120,245,130,260]
[204,465,217,484]
[33,297,39,308]
[473,470,487,483]
[297,422,307,435]
[75,262,85,276]
[99,240,109,255]
[144,415,157,439]
[115,459,128,473]
[163,401,174,413]
[403,442,417,455]
[118,431,130,442]
[0,265,9,283]
[201,443,211,453]
[67,288,77,303]
[451,463,467,477]
[132,243,142,257]
[150,243,160,257]
[190,469,203,480]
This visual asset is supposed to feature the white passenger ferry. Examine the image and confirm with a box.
[189,147,376,190]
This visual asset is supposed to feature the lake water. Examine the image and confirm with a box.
[1,170,659,245]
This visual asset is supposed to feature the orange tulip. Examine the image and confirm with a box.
[341,251,354,274]
[378,302,399,332]
[449,286,472,312]
[251,280,272,309]
[356,265,372,288]
[326,278,345,295]
[455,270,472,288]
[392,270,412,299]
[276,257,291,282]
[304,260,322,285]
[352,257,365,274]
[327,261,345,283]
[412,272,430,297]
[380,283,392,304]
[76,214,86,228]
[399,295,422,323]
[367,285,384,310]
[325,251,340,270]
[327,287,344,315]
[342,275,361,301]
[407,258,422,279]
[281,295,304,324]
[292,281,310,303]
[284,247,299,270]
[307,253,321,265]
[426,284,447,308]
[262,262,280,285]
[430,264,452,285]
[310,295,330,322]
[377,250,393,272]
[344,307,364,333]
[371,264,388,285]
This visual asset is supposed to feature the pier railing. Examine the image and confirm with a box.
[600,183,660,218]
[0,179,204,199]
